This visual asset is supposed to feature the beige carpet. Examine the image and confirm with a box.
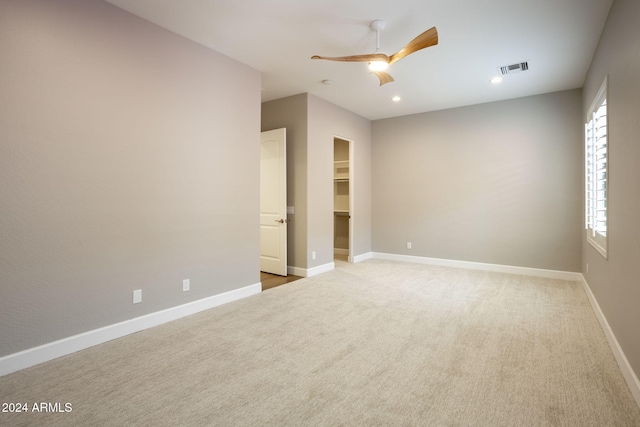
[1,259,639,426]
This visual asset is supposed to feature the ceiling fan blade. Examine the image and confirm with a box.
[311,53,390,63]
[389,27,438,65]
[373,71,394,86]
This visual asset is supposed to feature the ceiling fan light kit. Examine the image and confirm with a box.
[368,61,389,71]
[311,19,438,86]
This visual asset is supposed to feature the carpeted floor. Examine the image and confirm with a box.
[1,259,639,426]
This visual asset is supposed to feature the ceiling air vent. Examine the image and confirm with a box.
[499,61,529,75]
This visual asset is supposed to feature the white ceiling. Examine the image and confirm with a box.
[103,0,612,120]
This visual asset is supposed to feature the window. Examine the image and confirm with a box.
[585,76,608,258]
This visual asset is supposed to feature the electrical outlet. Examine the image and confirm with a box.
[133,289,142,304]
[312,251,316,260]
[407,242,412,249]
[183,279,190,292]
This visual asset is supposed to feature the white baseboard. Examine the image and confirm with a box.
[580,275,640,408]
[371,252,582,281]
[308,262,335,277]
[0,283,262,377]
[352,252,373,263]
[287,266,306,277]
[288,262,335,278]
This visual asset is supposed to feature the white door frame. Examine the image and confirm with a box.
[348,137,354,262]
[334,135,354,262]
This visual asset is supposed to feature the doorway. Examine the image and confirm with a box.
[260,128,287,276]
[333,137,353,263]
[260,271,302,291]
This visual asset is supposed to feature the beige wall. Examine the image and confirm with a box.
[372,90,583,272]
[0,0,261,357]
[582,0,640,378]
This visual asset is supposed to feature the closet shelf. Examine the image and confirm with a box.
[334,159,349,180]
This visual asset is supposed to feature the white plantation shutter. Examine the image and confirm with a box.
[585,77,608,258]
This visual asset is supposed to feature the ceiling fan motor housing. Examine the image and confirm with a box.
[370,19,386,31]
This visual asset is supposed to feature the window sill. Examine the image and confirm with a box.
[587,233,608,259]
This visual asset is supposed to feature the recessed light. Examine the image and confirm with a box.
[322,79,333,85]
[392,96,401,102]
[491,76,503,84]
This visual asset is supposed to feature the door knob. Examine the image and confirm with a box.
[275,219,285,223]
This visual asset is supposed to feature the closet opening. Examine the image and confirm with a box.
[333,137,353,263]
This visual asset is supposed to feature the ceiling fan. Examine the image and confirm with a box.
[311,20,438,86]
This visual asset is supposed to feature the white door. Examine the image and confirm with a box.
[260,128,287,275]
